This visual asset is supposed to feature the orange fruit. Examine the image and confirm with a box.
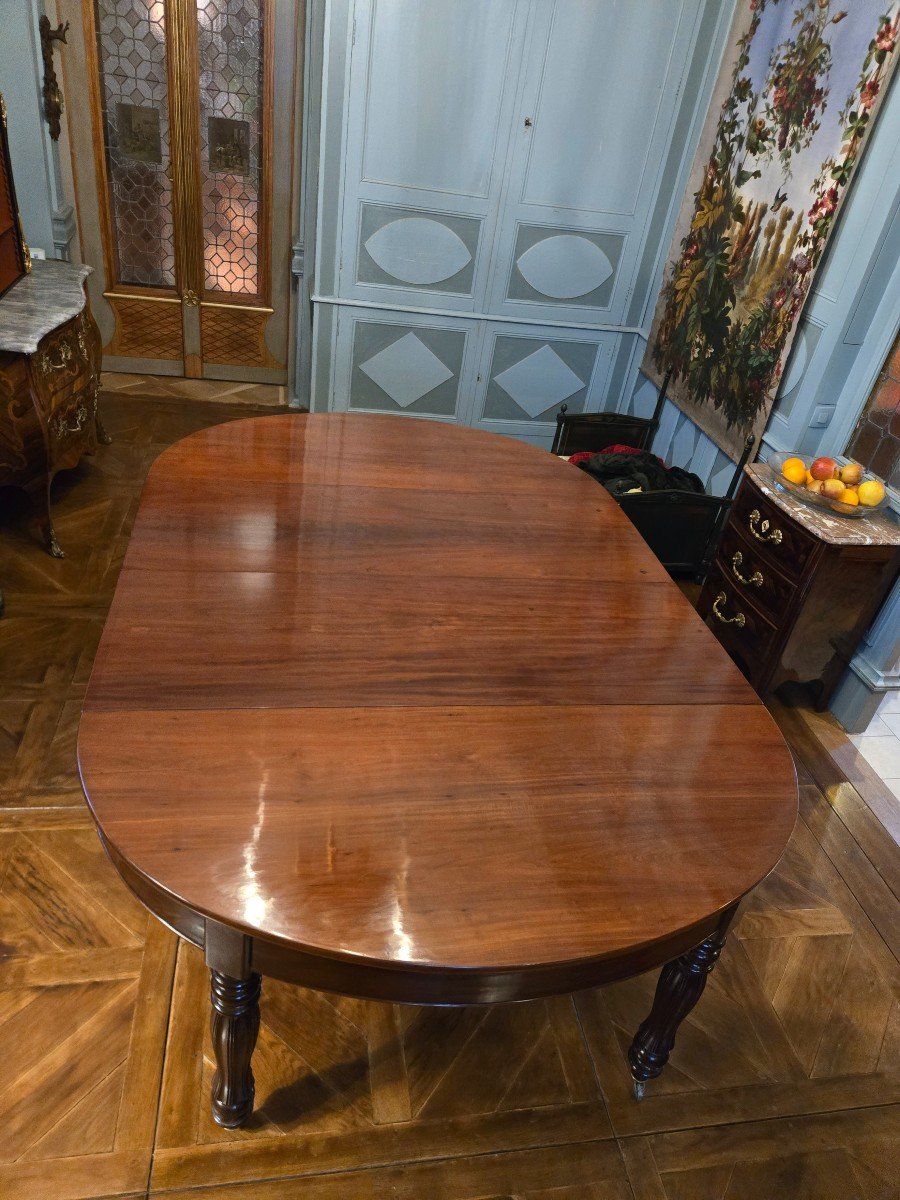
[840,488,859,507]
[781,457,807,485]
[805,469,815,486]
[858,479,886,507]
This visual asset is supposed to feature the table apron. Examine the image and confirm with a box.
[97,826,741,1006]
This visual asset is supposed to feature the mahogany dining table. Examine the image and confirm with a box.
[78,413,797,1128]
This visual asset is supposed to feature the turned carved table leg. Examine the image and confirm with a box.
[210,969,261,1128]
[628,903,738,1099]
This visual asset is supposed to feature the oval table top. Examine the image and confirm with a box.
[78,414,797,1001]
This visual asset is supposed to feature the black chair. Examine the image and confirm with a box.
[550,371,670,456]
[616,434,756,583]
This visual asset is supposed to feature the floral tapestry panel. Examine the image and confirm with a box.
[642,0,900,461]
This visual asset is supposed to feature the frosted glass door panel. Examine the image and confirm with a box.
[522,0,680,215]
[361,0,518,198]
[94,0,176,287]
[197,0,265,297]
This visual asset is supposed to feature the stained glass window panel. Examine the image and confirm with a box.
[94,0,176,288]
[197,0,265,297]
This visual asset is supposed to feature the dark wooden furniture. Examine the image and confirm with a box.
[0,93,29,298]
[78,414,797,1129]
[551,384,668,456]
[0,261,111,558]
[698,464,900,708]
[555,394,754,581]
[616,435,755,582]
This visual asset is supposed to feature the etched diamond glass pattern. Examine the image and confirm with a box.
[94,0,176,287]
[359,333,454,408]
[493,345,584,419]
[197,0,264,296]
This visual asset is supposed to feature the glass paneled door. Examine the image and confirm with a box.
[69,0,297,381]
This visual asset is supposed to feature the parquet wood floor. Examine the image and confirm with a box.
[1,393,898,1199]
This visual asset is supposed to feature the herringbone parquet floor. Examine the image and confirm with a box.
[1,391,898,1199]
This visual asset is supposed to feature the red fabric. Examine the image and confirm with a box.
[599,443,648,457]
[567,445,665,465]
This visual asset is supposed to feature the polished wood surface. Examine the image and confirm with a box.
[79,413,797,1001]
[1,392,895,1196]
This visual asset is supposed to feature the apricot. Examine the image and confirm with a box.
[840,461,863,486]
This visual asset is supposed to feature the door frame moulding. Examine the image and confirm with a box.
[292,0,324,407]
[80,0,135,296]
[78,0,285,379]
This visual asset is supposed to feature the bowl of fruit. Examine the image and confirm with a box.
[769,453,887,518]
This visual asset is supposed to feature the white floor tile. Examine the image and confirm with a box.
[855,713,894,737]
[851,734,900,781]
[880,711,900,739]
[878,690,900,716]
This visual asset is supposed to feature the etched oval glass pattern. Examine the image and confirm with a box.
[365,218,472,286]
[516,234,613,300]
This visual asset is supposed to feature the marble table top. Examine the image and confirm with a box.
[747,463,900,547]
[0,260,92,355]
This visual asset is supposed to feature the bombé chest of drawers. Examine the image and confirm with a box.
[0,260,110,559]
[698,464,900,709]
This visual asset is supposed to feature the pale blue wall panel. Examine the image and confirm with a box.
[0,0,58,256]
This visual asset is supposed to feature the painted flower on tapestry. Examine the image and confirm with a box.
[859,79,880,107]
[647,0,900,461]
[761,0,834,163]
[875,18,898,51]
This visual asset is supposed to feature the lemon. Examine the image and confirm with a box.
[858,479,886,507]
[781,457,807,485]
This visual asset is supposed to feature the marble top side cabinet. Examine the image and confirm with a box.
[0,260,110,567]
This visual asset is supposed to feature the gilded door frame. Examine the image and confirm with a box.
[68,0,294,382]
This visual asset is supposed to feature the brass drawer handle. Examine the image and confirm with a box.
[748,508,782,545]
[731,551,763,588]
[38,340,73,374]
[49,401,89,439]
[712,591,745,628]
